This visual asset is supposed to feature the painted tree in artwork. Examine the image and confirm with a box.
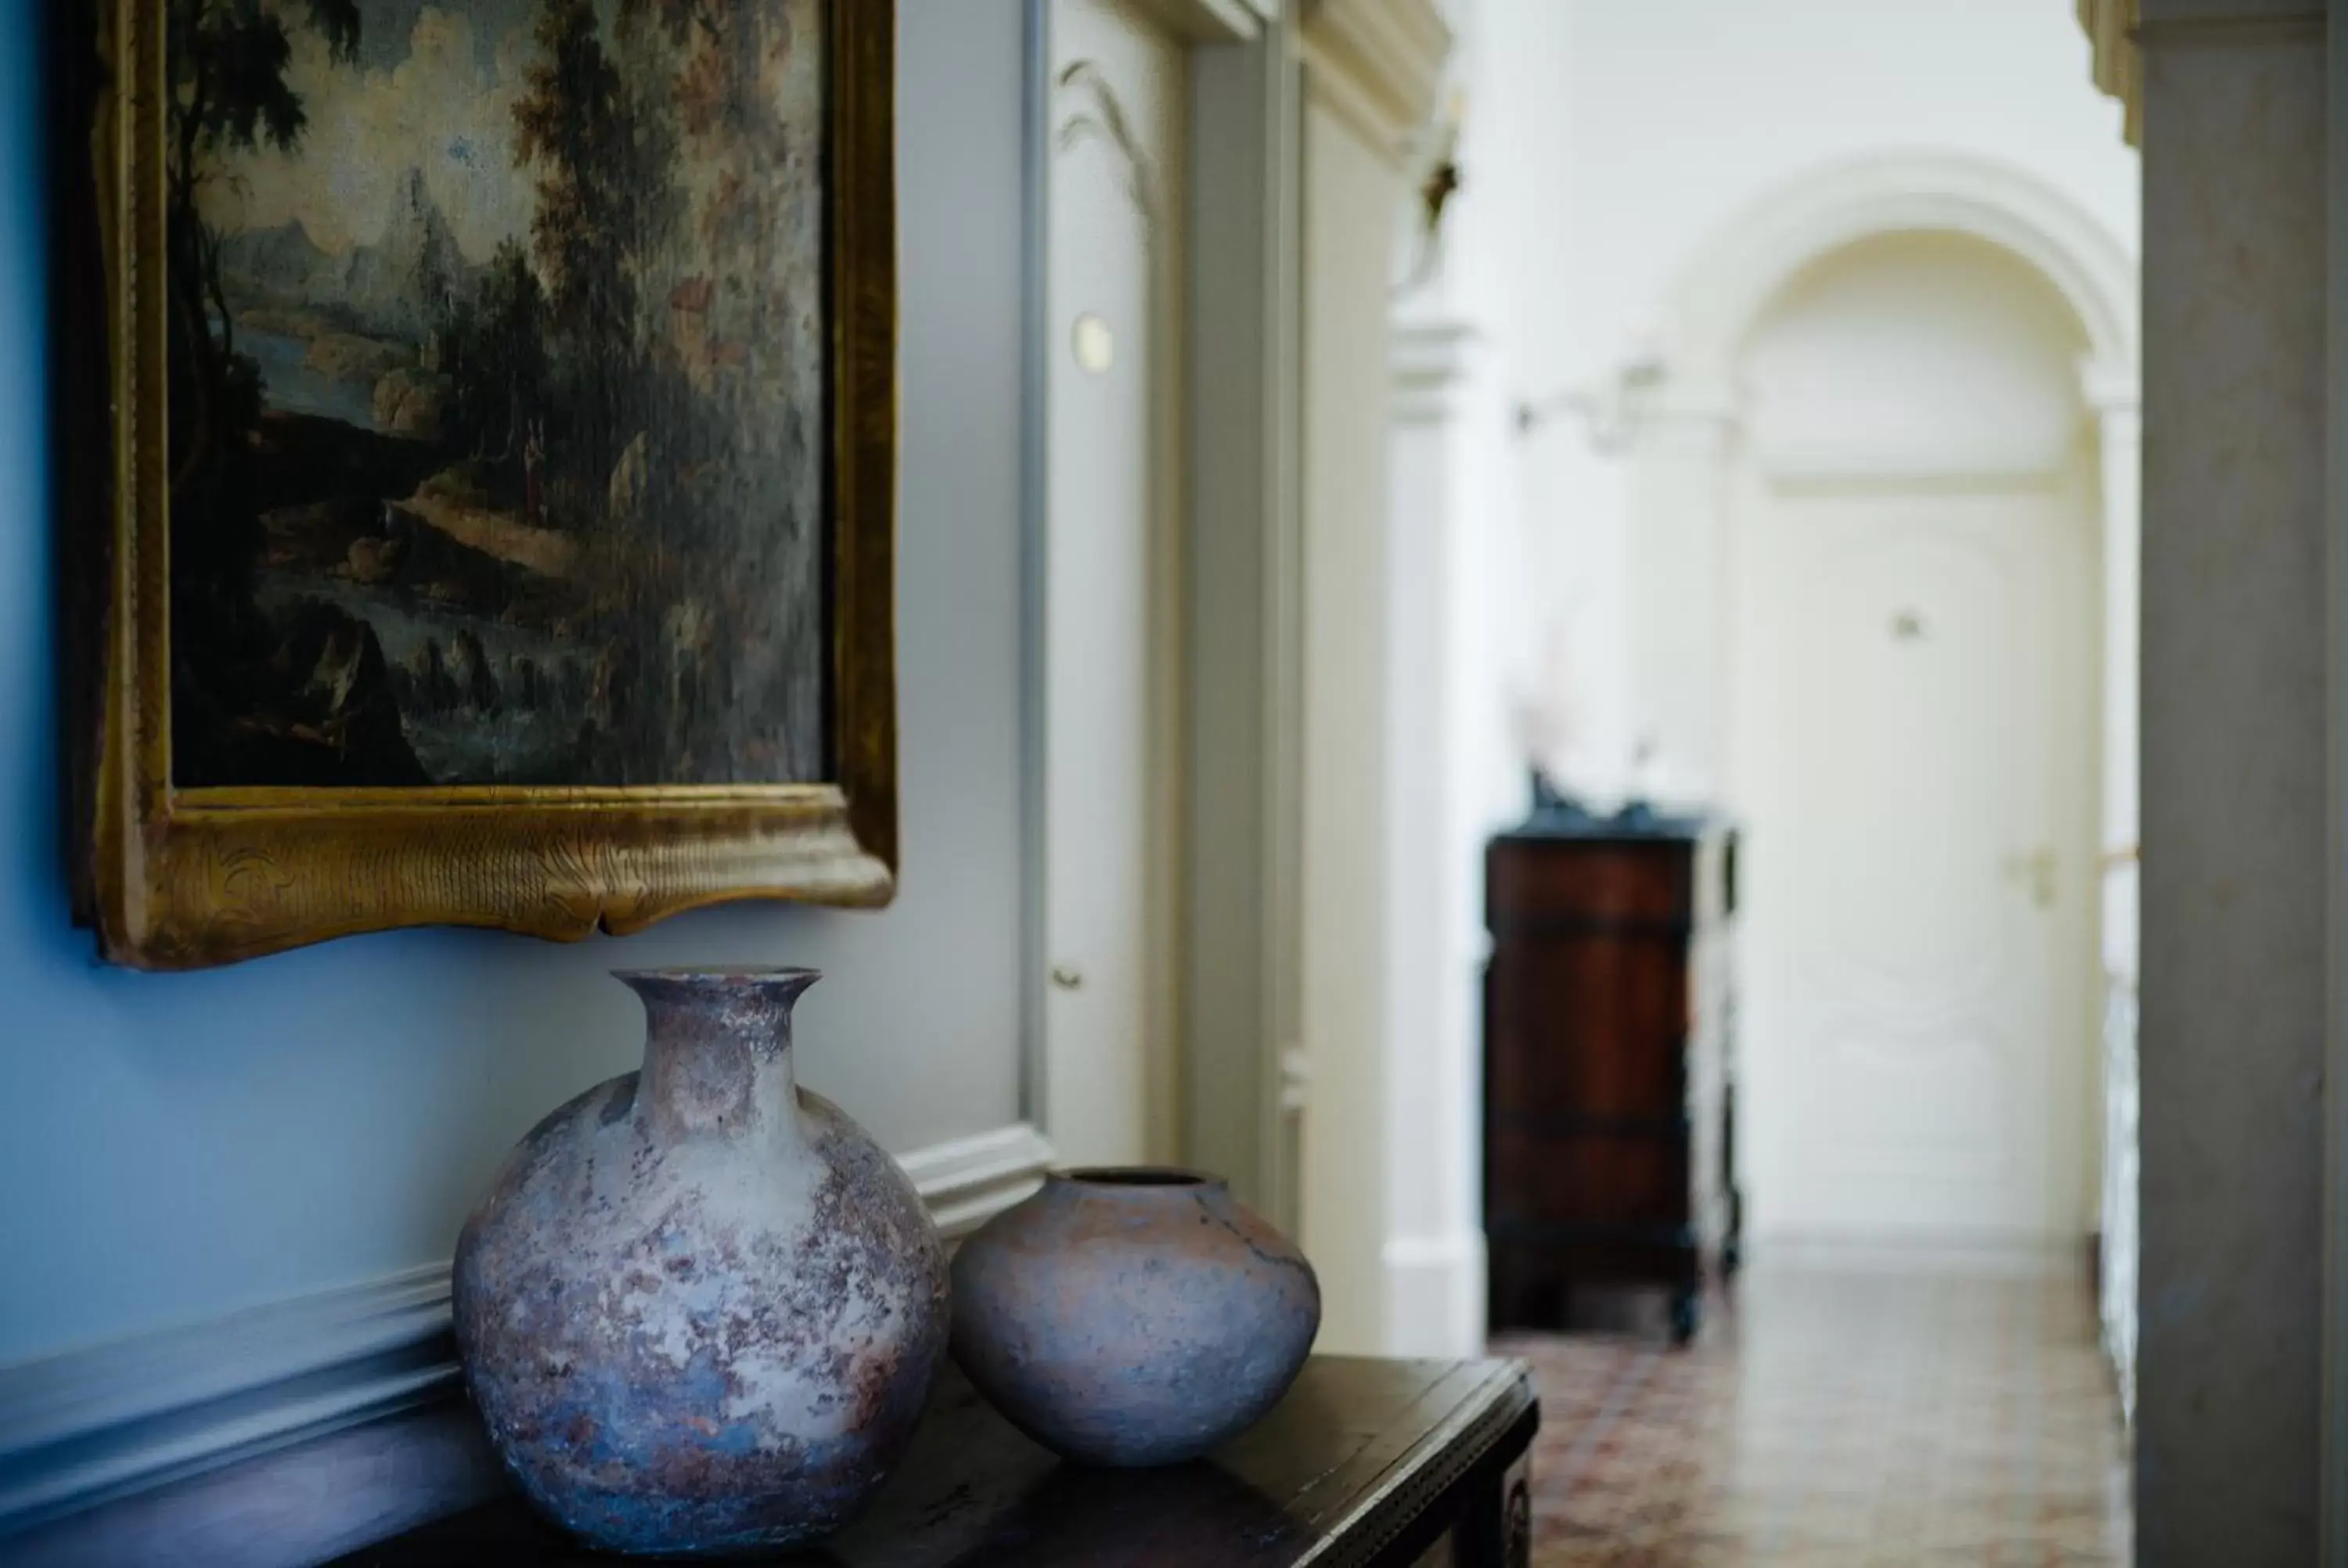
[440,240,550,464]
[636,0,826,768]
[513,0,676,505]
[163,0,360,617]
[643,0,811,435]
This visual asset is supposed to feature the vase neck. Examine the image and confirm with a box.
[618,969,819,1146]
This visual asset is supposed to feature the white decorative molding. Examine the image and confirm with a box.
[0,1264,459,1535]
[1299,0,1452,166]
[1624,149,2141,812]
[1391,319,1484,425]
[2077,352,2141,416]
[2077,0,2141,147]
[895,1120,1057,1239]
[1056,59,1161,220]
[0,1123,1057,1537]
[1663,153,2138,416]
[1136,0,1267,44]
[1756,464,2069,498]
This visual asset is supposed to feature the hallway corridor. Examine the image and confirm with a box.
[1495,1262,2130,1565]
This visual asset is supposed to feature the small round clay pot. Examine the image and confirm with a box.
[948,1167,1320,1466]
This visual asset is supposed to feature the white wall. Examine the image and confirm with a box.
[1460,0,2137,801]
[1442,0,1622,800]
[1558,0,2134,377]
[0,0,1037,1368]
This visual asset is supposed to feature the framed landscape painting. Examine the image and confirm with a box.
[72,0,897,969]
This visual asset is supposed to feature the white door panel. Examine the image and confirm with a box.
[1741,485,2096,1241]
[1044,0,1185,1169]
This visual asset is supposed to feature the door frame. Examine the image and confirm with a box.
[1035,0,1196,1170]
[1021,0,1305,1207]
[1174,4,1313,1230]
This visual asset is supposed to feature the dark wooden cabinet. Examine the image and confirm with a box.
[1483,815,1740,1343]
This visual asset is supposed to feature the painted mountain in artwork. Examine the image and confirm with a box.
[220,168,477,340]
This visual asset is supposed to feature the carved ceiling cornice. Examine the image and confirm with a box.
[1300,0,1453,167]
[2076,0,2141,147]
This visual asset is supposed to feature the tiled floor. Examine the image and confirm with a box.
[1493,1260,2131,1566]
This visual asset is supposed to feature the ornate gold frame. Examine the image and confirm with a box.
[77,1,899,970]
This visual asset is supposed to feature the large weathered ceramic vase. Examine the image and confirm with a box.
[453,969,949,1558]
[949,1168,1320,1466]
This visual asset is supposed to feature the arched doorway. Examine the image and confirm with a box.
[1621,155,2140,1251]
[1732,232,2100,1240]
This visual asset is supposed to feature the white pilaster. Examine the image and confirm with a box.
[1383,318,1511,1356]
[1294,0,1453,1356]
[2083,358,2142,980]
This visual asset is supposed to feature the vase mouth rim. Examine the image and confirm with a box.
[1053,1166,1227,1192]
[613,966,823,990]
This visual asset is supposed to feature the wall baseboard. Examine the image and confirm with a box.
[0,1264,459,1537]
[895,1120,1055,1239]
[1382,1231,1489,1359]
[0,1122,1056,1541]
[1752,1228,2091,1278]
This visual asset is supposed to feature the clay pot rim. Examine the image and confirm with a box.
[1052,1165,1229,1192]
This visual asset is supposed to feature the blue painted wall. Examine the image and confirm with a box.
[0,0,1034,1365]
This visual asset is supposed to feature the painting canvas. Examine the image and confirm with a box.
[74,0,898,969]
[171,0,830,789]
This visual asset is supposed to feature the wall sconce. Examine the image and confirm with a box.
[1394,88,1466,298]
[1515,343,1669,454]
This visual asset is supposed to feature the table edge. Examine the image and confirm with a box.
[1295,1358,1539,1568]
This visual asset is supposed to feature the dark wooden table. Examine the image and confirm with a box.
[336,1357,1537,1567]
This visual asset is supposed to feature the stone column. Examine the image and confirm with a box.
[2137,3,2327,1559]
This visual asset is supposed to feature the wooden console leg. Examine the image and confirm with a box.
[1669,1283,1702,1345]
